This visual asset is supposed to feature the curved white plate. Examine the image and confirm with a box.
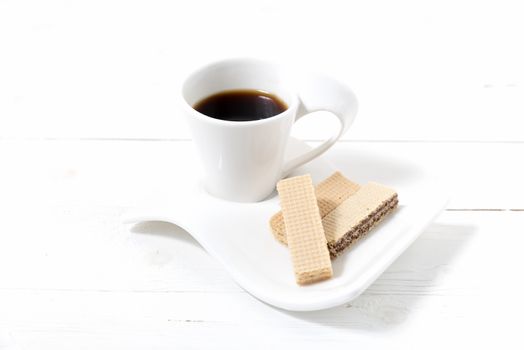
[122,139,448,311]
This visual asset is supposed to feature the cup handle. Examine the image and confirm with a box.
[281,74,358,177]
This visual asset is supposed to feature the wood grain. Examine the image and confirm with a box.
[0,211,521,349]
[1,0,524,347]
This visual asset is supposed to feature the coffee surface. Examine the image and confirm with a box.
[193,89,288,122]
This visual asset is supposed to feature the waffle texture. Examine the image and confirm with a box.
[277,175,333,285]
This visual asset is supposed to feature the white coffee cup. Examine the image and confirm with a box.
[181,58,358,202]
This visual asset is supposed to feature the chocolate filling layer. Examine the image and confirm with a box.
[327,194,399,258]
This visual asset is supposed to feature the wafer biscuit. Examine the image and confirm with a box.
[270,172,360,245]
[323,182,398,258]
[277,175,333,285]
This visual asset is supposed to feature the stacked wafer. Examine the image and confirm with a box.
[273,172,398,285]
[271,172,361,245]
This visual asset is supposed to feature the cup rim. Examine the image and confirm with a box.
[179,57,299,128]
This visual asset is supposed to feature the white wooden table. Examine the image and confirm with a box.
[1,0,524,348]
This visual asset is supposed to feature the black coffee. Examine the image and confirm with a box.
[193,89,288,122]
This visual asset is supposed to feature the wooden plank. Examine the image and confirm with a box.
[0,211,522,349]
[1,140,523,210]
[1,0,524,141]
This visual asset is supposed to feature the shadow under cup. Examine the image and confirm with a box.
[181,59,300,202]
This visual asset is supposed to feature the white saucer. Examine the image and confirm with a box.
[122,139,448,311]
